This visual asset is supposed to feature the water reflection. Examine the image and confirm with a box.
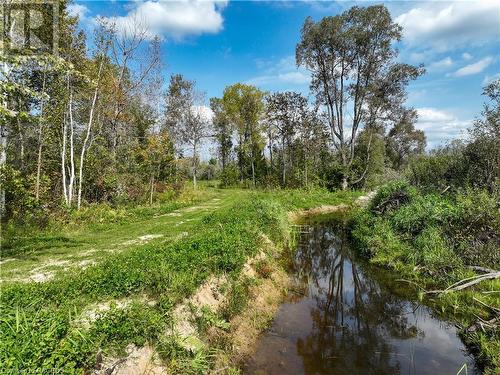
[245,224,478,375]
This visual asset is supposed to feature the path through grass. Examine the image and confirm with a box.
[1,189,248,283]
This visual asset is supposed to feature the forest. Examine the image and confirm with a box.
[0,1,498,374]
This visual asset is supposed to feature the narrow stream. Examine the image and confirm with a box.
[245,221,479,374]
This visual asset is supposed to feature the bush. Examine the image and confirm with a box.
[219,166,240,188]
[369,179,417,214]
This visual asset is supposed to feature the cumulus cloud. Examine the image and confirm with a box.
[247,55,310,86]
[98,0,228,40]
[68,3,90,21]
[416,108,470,148]
[396,1,499,50]
[428,57,453,71]
[451,57,494,77]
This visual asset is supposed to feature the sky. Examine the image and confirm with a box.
[69,0,500,149]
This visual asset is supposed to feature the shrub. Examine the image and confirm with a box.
[369,179,417,214]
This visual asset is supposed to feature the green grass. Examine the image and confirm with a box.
[350,181,500,373]
[0,188,239,282]
[0,187,358,373]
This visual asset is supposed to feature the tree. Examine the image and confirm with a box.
[265,91,309,186]
[164,74,210,189]
[465,79,499,191]
[222,83,265,186]
[136,132,174,205]
[386,109,426,170]
[296,5,423,189]
[210,97,233,173]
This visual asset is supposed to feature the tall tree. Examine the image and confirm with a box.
[296,5,423,189]
[210,97,233,173]
[164,74,210,189]
[386,109,426,170]
[265,91,309,186]
[222,83,265,186]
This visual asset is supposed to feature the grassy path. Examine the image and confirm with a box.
[1,189,248,283]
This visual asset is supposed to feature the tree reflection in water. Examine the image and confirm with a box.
[294,225,420,374]
[245,223,478,375]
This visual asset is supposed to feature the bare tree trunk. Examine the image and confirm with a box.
[282,137,286,186]
[0,122,6,218]
[149,175,154,205]
[192,142,197,189]
[17,115,24,170]
[251,159,255,187]
[77,58,104,210]
[68,89,75,205]
[63,77,76,207]
[35,71,47,201]
[61,113,68,206]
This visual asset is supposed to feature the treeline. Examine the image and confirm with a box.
[0,3,459,224]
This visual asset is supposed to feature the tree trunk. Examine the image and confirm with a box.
[35,125,43,200]
[282,137,286,186]
[238,134,243,182]
[77,58,104,210]
[251,159,255,187]
[35,71,47,201]
[341,176,348,190]
[17,115,24,171]
[68,88,75,206]
[192,142,197,189]
[305,162,308,188]
[0,122,7,218]
[61,113,68,206]
[149,175,154,205]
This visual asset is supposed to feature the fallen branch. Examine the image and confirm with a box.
[426,272,500,294]
[468,265,498,274]
[473,296,500,315]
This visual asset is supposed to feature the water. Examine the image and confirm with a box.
[245,222,479,375]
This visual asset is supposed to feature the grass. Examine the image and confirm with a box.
[0,188,236,282]
[350,180,500,373]
[0,187,358,373]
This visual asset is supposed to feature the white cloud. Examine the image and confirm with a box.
[416,108,470,148]
[247,71,310,86]
[451,57,494,77]
[99,0,228,40]
[462,52,473,61]
[428,57,453,71]
[483,72,500,85]
[247,55,310,86]
[396,1,500,50]
[68,3,89,21]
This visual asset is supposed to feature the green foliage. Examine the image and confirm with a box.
[219,165,240,188]
[413,227,461,269]
[369,179,417,213]
[351,181,499,372]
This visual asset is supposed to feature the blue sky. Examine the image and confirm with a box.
[70,1,500,149]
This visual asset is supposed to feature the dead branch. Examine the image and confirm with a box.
[469,265,498,274]
[426,272,500,294]
[473,296,500,315]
